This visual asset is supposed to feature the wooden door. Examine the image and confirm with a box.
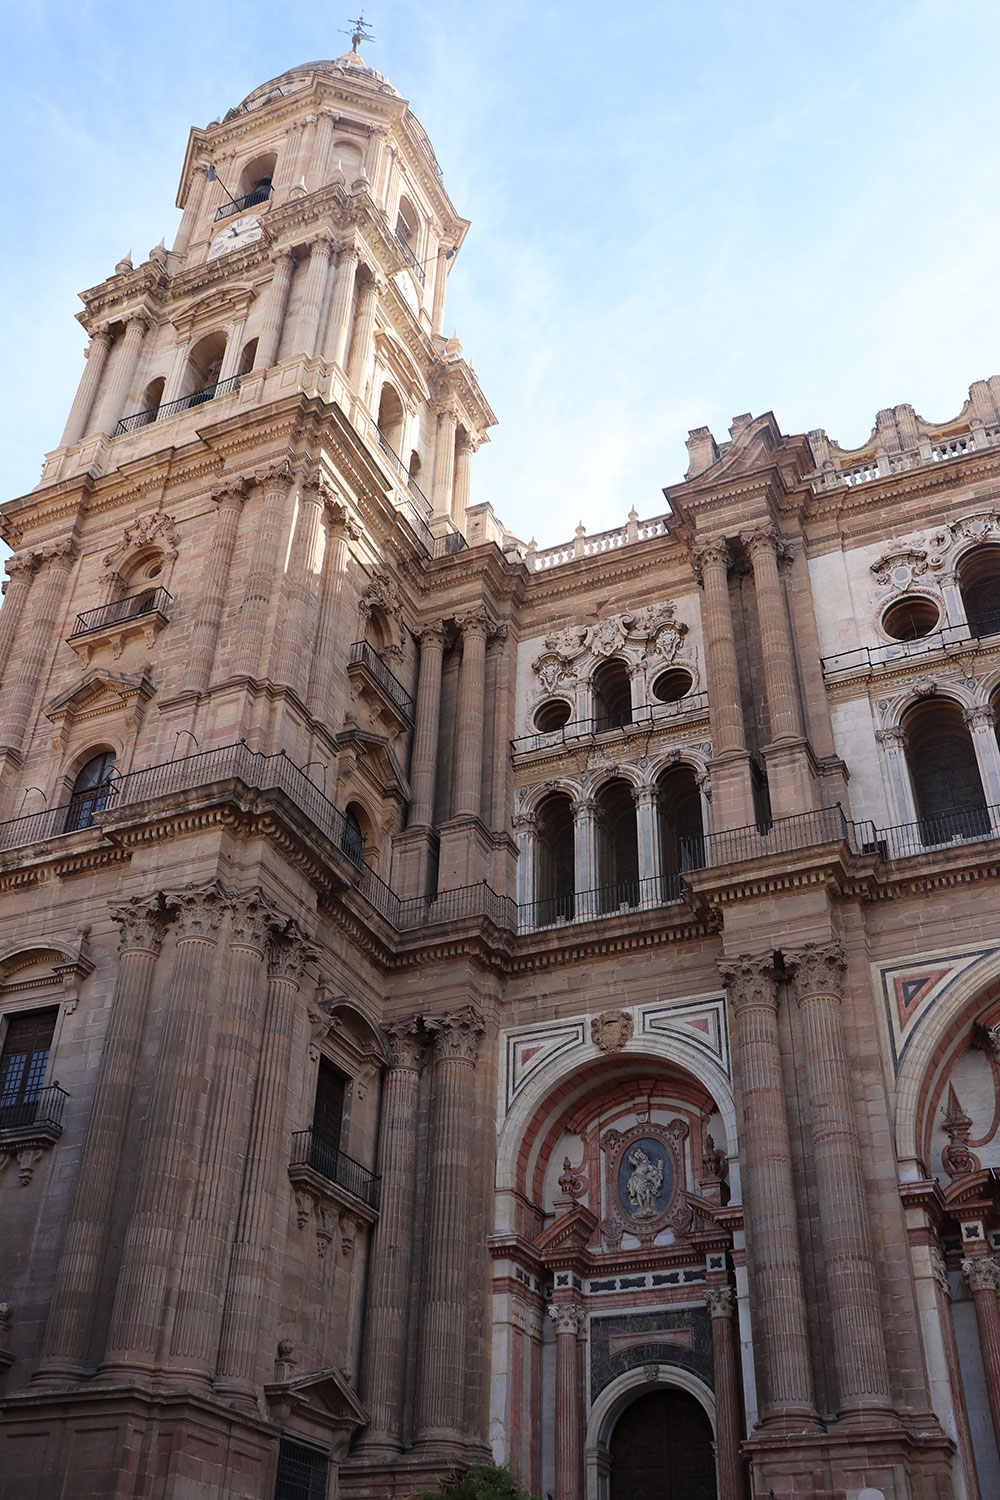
[609,1389,717,1500]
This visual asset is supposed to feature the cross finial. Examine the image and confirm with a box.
[344,11,375,50]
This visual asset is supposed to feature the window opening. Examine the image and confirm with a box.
[308,1059,348,1179]
[595,778,639,911]
[958,545,1000,638]
[593,659,632,731]
[904,699,989,844]
[0,1009,57,1129]
[882,597,939,641]
[658,764,704,896]
[535,792,575,923]
[273,1437,329,1500]
[64,751,116,834]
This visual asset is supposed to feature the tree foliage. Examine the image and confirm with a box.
[415,1462,541,1500]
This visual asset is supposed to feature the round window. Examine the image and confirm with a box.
[882,597,940,641]
[534,700,572,733]
[651,668,694,703]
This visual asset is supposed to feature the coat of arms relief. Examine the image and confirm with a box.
[527,601,695,724]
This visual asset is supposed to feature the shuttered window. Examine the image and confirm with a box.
[0,1009,57,1128]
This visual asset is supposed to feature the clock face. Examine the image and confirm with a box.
[209,215,262,259]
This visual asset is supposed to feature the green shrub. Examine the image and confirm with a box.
[415,1461,540,1500]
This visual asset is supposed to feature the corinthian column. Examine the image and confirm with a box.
[96,311,151,435]
[357,1018,425,1455]
[962,1254,1000,1455]
[705,1287,746,1500]
[346,274,379,390]
[271,473,327,696]
[0,552,39,685]
[102,884,227,1377]
[432,407,458,519]
[741,525,804,744]
[306,499,357,723]
[453,611,489,819]
[186,477,246,694]
[233,461,295,678]
[169,892,273,1382]
[215,925,313,1402]
[692,540,745,756]
[324,246,360,367]
[717,954,816,1427]
[452,436,473,532]
[408,622,447,827]
[548,1302,585,1500]
[415,1006,485,1448]
[254,250,295,370]
[294,235,334,359]
[0,540,76,764]
[786,942,891,1415]
[60,327,113,447]
[35,896,168,1383]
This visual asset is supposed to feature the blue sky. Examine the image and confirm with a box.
[3,0,999,547]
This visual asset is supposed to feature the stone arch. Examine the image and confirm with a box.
[585,1365,717,1500]
[522,777,586,816]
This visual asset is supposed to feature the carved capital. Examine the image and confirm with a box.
[785,941,847,1005]
[717,953,778,1015]
[111,895,169,956]
[122,307,154,336]
[690,538,730,583]
[962,1256,1000,1294]
[572,796,598,821]
[254,458,294,494]
[876,727,907,752]
[307,232,335,259]
[4,551,39,580]
[39,539,79,569]
[740,524,778,557]
[416,620,448,650]
[268,925,317,983]
[168,882,228,942]
[631,784,658,810]
[211,475,248,509]
[271,247,297,269]
[87,327,114,354]
[426,1005,485,1064]
[228,890,278,952]
[511,811,538,834]
[383,1016,425,1072]
[704,1285,736,1319]
[964,704,996,732]
[929,1245,950,1296]
[454,608,491,641]
[547,1302,585,1336]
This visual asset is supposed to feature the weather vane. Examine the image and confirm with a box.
[343,12,375,51]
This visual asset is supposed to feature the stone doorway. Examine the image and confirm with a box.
[609,1389,717,1500]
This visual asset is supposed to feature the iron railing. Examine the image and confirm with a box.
[0,801,84,851]
[374,426,432,512]
[393,232,426,285]
[512,694,709,755]
[872,803,1000,862]
[115,376,241,435]
[69,587,172,640]
[681,804,856,869]
[0,1083,68,1134]
[822,612,1000,675]
[290,1129,381,1210]
[348,641,414,717]
[518,873,685,931]
[214,184,272,220]
[396,880,518,932]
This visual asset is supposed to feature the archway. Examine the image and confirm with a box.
[902,697,989,843]
[609,1388,716,1500]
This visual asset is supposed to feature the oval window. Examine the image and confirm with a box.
[652,668,694,703]
[534,700,572,733]
[882,597,940,641]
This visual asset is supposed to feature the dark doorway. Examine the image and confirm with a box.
[609,1389,717,1500]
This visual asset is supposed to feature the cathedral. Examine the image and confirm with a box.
[4,39,1000,1500]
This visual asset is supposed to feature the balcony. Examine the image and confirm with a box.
[0,1084,69,1180]
[512,694,709,757]
[289,1129,381,1212]
[347,640,414,727]
[393,231,426,286]
[518,874,685,931]
[69,586,172,640]
[115,376,241,436]
[822,613,1000,677]
[214,184,272,221]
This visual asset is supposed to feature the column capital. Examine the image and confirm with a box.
[111,895,170,956]
[717,952,778,1014]
[270,247,297,269]
[4,550,40,579]
[86,326,114,353]
[965,704,997,731]
[306,231,335,258]
[384,1016,425,1072]
[416,620,448,650]
[739,523,779,556]
[301,469,338,506]
[454,607,492,641]
[963,1255,1000,1294]
[426,1004,484,1063]
[253,458,295,494]
[268,925,317,983]
[631,784,659,810]
[547,1302,585,1336]
[210,475,248,508]
[689,537,730,583]
[511,810,538,834]
[38,538,79,568]
[335,243,361,267]
[572,795,598,821]
[228,890,279,953]
[122,307,154,335]
[704,1285,736,1319]
[785,941,847,1004]
[167,882,229,942]
[875,725,907,751]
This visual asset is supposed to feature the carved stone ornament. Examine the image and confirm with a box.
[268,925,317,984]
[547,1302,585,1336]
[383,1016,424,1072]
[426,1005,485,1063]
[228,889,279,952]
[558,1157,586,1199]
[591,1009,634,1054]
[103,510,180,575]
[359,573,404,658]
[962,1256,1000,1294]
[587,614,632,659]
[785,941,847,1005]
[870,548,929,591]
[111,894,169,956]
[167,882,229,941]
[942,1086,980,1178]
[704,1286,736,1319]
[717,953,778,1014]
[600,1119,690,1241]
[702,1134,728,1181]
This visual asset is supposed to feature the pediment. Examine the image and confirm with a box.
[264,1365,369,1427]
[535,1203,598,1259]
[335,727,411,803]
[46,671,154,728]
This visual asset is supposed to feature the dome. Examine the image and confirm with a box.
[229,53,398,117]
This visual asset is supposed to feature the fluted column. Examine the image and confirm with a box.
[452,436,473,532]
[346,274,379,390]
[431,249,449,334]
[169,892,273,1382]
[742,525,804,743]
[172,160,210,257]
[963,704,1000,814]
[718,954,816,1426]
[294,235,334,359]
[572,797,599,904]
[0,552,39,686]
[60,328,113,447]
[453,611,489,819]
[307,499,357,722]
[314,109,337,185]
[186,477,246,694]
[786,942,891,1415]
[215,926,312,1402]
[632,784,659,900]
[548,1302,585,1500]
[512,812,537,908]
[0,540,76,761]
[95,312,151,435]
[292,113,318,190]
[705,1287,746,1500]
[415,1006,485,1446]
[408,622,447,827]
[693,540,746,756]
[102,884,227,1376]
[432,407,458,519]
[254,250,295,370]
[233,461,295,678]
[325,246,360,367]
[35,897,168,1382]
[962,1254,1000,1455]
[358,1018,425,1455]
[930,1247,982,1500]
[272,474,327,696]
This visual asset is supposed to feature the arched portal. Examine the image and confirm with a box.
[902,697,989,843]
[609,1388,717,1500]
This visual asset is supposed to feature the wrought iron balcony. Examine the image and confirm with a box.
[822,612,1000,676]
[214,184,272,220]
[115,376,241,436]
[518,873,685,932]
[393,231,426,285]
[69,586,172,640]
[290,1129,381,1210]
[512,693,709,755]
[374,425,432,512]
[347,640,414,718]
[0,1083,68,1136]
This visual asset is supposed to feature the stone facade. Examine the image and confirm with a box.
[4,43,1000,1500]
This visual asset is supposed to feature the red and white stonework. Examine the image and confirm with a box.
[4,42,1000,1500]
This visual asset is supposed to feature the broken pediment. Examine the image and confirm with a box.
[335,727,411,806]
[46,670,155,743]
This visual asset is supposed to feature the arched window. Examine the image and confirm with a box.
[64,751,116,834]
[593,658,632,732]
[958,545,1000,638]
[657,763,704,898]
[237,338,258,376]
[341,802,371,867]
[376,384,405,456]
[395,194,419,247]
[903,699,989,844]
[238,152,276,207]
[534,792,575,924]
[135,376,165,427]
[595,778,639,912]
[182,331,228,405]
